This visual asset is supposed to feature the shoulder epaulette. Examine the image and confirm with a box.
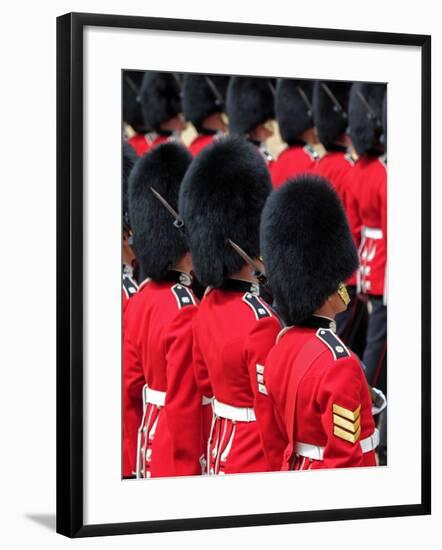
[242,293,272,320]
[303,144,320,161]
[344,152,356,166]
[315,328,350,360]
[122,276,138,299]
[171,284,196,309]
[378,154,387,169]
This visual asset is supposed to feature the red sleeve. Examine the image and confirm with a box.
[164,305,203,476]
[344,174,362,250]
[314,356,366,469]
[379,167,387,250]
[192,317,214,399]
[122,305,144,476]
[245,316,288,471]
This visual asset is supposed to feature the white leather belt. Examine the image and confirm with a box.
[213,399,256,422]
[202,396,213,406]
[362,226,383,240]
[294,428,380,460]
[143,384,166,407]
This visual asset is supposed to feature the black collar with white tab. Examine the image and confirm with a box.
[162,269,193,287]
[219,278,260,296]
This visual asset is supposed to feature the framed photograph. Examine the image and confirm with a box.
[56,12,431,537]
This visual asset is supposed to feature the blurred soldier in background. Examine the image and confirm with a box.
[179,136,275,475]
[348,82,387,464]
[271,78,319,187]
[122,142,138,314]
[226,76,276,171]
[259,175,378,470]
[124,143,207,478]
[138,71,186,150]
[123,71,151,156]
[182,75,230,156]
[312,80,367,355]
[122,141,139,478]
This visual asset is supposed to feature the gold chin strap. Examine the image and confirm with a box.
[220,112,229,126]
[337,282,351,306]
[263,119,276,134]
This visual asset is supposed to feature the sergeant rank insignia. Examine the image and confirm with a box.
[332,403,361,444]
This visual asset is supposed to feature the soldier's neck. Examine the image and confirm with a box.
[314,303,336,320]
[173,252,193,275]
[229,264,259,283]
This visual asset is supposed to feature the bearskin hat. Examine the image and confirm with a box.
[179,136,272,287]
[122,142,137,230]
[182,75,230,131]
[382,90,387,147]
[348,82,386,156]
[275,78,314,144]
[128,142,192,280]
[139,72,182,132]
[313,80,351,149]
[226,77,275,135]
[261,175,359,325]
[123,71,148,133]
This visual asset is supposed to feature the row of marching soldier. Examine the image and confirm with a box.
[122,71,387,478]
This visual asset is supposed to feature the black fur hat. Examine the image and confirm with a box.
[123,71,148,133]
[139,72,182,132]
[348,82,386,155]
[261,175,359,325]
[381,89,387,147]
[179,136,272,287]
[276,79,314,144]
[122,142,137,230]
[182,75,230,131]
[226,77,275,135]
[128,142,192,280]
[313,80,351,149]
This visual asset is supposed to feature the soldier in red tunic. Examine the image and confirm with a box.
[179,136,275,474]
[123,142,209,478]
[182,75,229,156]
[138,71,186,151]
[348,82,387,463]
[271,78,319,188]
[121,142,139,477]
[226,76,276,172]
[311,80,367,354]
[122,143,138,313]
[123,71,152,156]
[255,175,378,470]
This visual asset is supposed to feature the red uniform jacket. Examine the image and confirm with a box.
[122,270,139,477]
[313,150,361,286]
[123,271,205,478]
[188,133,217,157]
[258,316,376,470]
[353,154,387,298]
[271,143,318,188]
[127,133,151,156]
[193,279,276,474]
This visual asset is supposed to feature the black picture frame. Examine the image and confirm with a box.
[56,11,431,538]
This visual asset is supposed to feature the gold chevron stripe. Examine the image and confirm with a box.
[332,403,361,422]
[334,425,361,444]
[333,413,361,434]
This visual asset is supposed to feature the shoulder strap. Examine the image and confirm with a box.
[171,284,196,309]
[315,328,350,360]
[122,276,138,299]
[242,293,272,320]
